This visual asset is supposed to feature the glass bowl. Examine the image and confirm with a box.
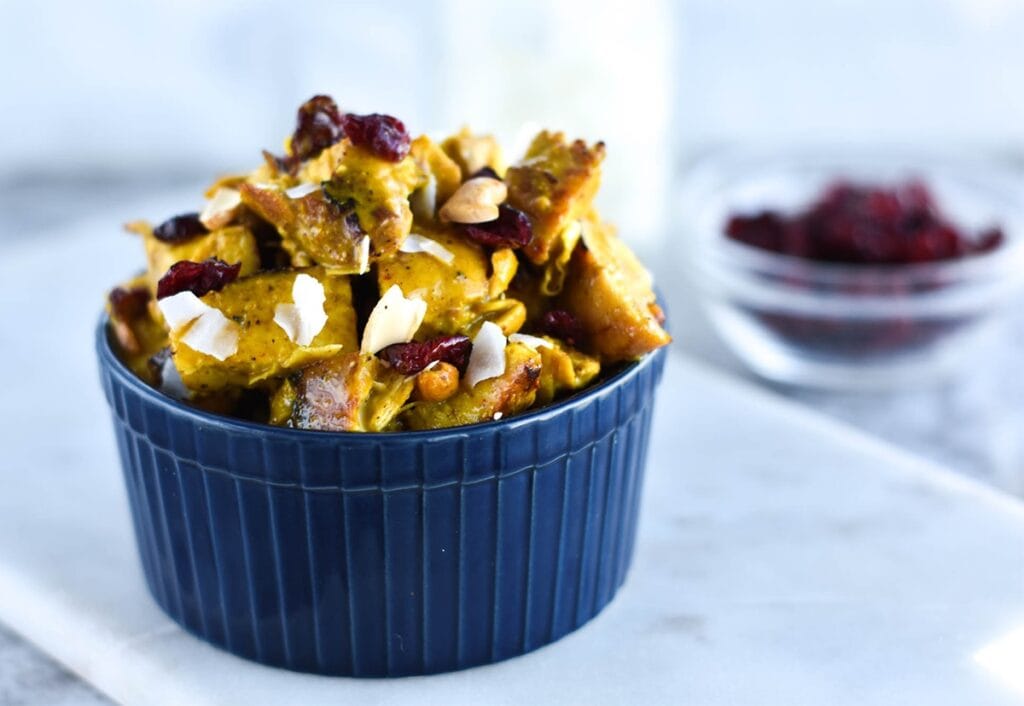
[681,149,1024,389]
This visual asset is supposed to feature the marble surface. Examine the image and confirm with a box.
[2,215,1024,703]
[0,625,108,706]
[653,250,1024,497]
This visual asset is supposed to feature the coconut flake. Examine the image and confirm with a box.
[360,285,427,354]
[285,182,321,199]
[199,187,242,230]
[465,321,507,388]
[157,291,208,333]
[159,355,191,400]
[274,273,328,346]
[357,235,371,274]
[399,233,455,265]
[508,333,553,350]
[410,174,437,221]
[180,308,239,361]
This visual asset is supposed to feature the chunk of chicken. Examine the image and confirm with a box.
[402,343,541,429]
[376,224,524,337]
[560,219,669,362]
[170,269,358,391]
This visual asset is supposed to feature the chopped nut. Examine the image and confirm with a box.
[441,127,505,177]
[199,188,242,230]
[414,361,460,402]
[439,177,507,224]
[111,318,141,355]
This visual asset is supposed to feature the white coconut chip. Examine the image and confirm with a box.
[156,291,209,333]
[273,273,328,346]
[357,235,371,274]
[285,182,321,199]
[410,174,437,221]
[199,187,242,230]
[399,233,455,265]
[159,355,191,400]
[360,285,427,354]
[508,333,553,350]
[180,307,239,361]
[465,321,507,388]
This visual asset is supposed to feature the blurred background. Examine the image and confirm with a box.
[5,0,1024,492]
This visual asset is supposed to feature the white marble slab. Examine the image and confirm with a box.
[1,213,1024,705]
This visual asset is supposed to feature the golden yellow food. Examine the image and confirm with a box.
[106,95,670,431]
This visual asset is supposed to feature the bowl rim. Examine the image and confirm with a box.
[96,314,666,442]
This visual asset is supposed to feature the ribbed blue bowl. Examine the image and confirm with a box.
[96,318,666,677]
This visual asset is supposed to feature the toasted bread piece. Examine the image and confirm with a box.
[409,135,463,221]
[506,131,605,293]
[560,220,670,362]
[129,222,261,295]
[239,140,423,271]
[402,343,541,429]
[531,336,601,405]
[286,353,413,432]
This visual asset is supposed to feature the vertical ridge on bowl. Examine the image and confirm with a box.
[98,319,666,677]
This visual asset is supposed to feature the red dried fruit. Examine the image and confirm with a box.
[291,95,346,163]
[108,286,150,321]
[464,205,533,249]
[340,112,411,162]
[152,213,207,243]
[540,309,583,347]
[378,335,472,375]
[725,180,1007,360]
[156,258,241,299]
[726,180,1002,264]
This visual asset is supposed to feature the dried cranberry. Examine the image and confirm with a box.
[725,180,1001,264]
[152,213,207,243]
[977,227,1005,254]
[378,335,472,375]
[464,205,533,249]
[340,112,411,162]
[108,286,150,321]
[470,166,501,180]
[541,309,584,347]
[291,95,346,162]
[156,258,241,299]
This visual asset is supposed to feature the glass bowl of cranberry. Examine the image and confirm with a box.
[684,150,1024,388]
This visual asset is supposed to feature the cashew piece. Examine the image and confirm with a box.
[439,177,507,224]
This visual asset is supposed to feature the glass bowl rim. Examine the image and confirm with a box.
[683,145,1024,299]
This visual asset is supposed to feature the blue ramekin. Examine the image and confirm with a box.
[96,317,666,677]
